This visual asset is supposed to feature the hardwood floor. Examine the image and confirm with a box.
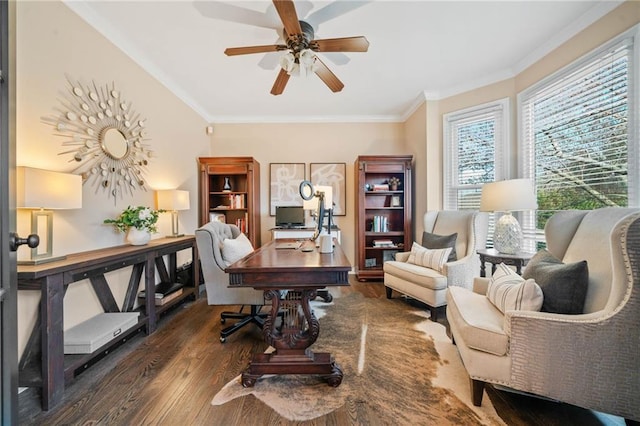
[19,279,625,425]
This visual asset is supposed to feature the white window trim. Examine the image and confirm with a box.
[517,23,640,247]
[443,98,510,210]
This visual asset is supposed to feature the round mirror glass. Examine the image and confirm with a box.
[102,128,128,159]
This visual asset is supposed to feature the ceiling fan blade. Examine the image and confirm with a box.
[306,1,370,27]
[271,68,291,95]
[193,2,280,30]
[311,36,369,53]
[273,0,302,38]
[314,57,344,93]
[225,44,287,56]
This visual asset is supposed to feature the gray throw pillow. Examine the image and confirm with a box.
[422,231,457,262]
[522,249,589,314]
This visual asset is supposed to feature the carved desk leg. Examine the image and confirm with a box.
[241,288,343,388]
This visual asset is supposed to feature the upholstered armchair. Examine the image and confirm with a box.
[383,210,488,320]
[446,208,640,423]
[195,221,267,343]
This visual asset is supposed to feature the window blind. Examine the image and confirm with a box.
[519,29,638,246]
[443,99,508,210]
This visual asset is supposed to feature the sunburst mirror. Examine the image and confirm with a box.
[43,76,152,201]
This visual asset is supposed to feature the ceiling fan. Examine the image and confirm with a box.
[224,0,369,95]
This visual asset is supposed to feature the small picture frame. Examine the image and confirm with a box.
[210,213,226,223]
[390,195,401,207]
[365,258,377,268]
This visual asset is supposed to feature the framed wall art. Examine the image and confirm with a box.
[269,163,305,215]
[310,163,347,216]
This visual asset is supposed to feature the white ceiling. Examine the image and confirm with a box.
[64,0,621,123]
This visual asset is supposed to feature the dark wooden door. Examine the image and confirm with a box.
[1,1,18,423]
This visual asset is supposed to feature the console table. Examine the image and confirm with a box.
[17,236,198,410]
[227,239,351,387]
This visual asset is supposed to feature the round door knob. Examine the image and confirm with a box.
[9,232,39,252]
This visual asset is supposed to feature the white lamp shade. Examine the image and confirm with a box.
[157,189,190,211]
[16,166,82,209]
[480,179,537,212]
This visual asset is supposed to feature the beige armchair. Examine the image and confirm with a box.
[446,208,640,423]
[195,221,266,343]
[383,210,488,320]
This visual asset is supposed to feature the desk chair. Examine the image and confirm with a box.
[195,221,267,342]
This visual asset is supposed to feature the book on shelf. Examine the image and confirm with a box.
[371,215,389,232]
[138,281,183,299]
[372,184,390,191]
[373,239,395,248]
[139,288,183,306]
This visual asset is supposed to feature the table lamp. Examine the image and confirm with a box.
[17,166,83,264]
[480,179,537,254]
[157,189,190,237]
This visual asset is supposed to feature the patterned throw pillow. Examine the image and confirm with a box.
[406,242,452,273]
[487,263,544,314]
[422,231,457,262]
[221,233,254,266]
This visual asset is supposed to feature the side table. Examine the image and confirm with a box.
[477,248,535,277]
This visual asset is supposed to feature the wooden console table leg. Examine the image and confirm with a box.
[145,254,156,334]
[41,274,65,410]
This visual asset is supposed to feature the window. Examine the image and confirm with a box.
[443,98,509,210]
[519,25,639,245]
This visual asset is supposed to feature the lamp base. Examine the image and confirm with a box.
[493,212,523,255]
[18,254,67,265]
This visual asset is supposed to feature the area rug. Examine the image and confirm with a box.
[212,291,505,425]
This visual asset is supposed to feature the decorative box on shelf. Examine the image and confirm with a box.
[64,312,140,354]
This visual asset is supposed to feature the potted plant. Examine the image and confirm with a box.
[388,177,401,191]
[104,206,164,245]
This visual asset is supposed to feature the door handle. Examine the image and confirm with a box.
[9,232,39,252]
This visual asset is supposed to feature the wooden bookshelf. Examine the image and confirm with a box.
[198,157,261,247]
[355,155,413,281]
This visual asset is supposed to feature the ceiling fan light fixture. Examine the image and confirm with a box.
[279,49,316,77]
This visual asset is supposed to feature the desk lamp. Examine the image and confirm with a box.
[157,189,190,237]
[17,166,82,264]
[480,179,537,254]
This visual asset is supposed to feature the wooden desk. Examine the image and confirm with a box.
[227,239,351,387]
[477,248,534,276]
[17,236,198,410]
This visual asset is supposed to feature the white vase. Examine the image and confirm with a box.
[126,227,151,245]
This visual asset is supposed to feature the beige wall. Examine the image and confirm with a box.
[14,0,640,360]
[15,1,209,356]
[433,2,640,180]
[209,122,407,266]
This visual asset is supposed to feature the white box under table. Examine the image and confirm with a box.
[64,312,140,354]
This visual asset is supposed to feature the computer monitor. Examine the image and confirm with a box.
[275,206,305,228]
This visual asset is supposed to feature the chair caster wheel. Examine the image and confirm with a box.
[323,294,333,303]
[220,336,226,343]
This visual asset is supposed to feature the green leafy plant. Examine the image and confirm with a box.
[104,206,164,233]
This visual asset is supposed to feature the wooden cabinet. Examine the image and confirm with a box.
[198,157,261,247]
[355,155,413,281]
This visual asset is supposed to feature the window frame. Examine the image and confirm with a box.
[517,23,640,247]
[443,98,510,211]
